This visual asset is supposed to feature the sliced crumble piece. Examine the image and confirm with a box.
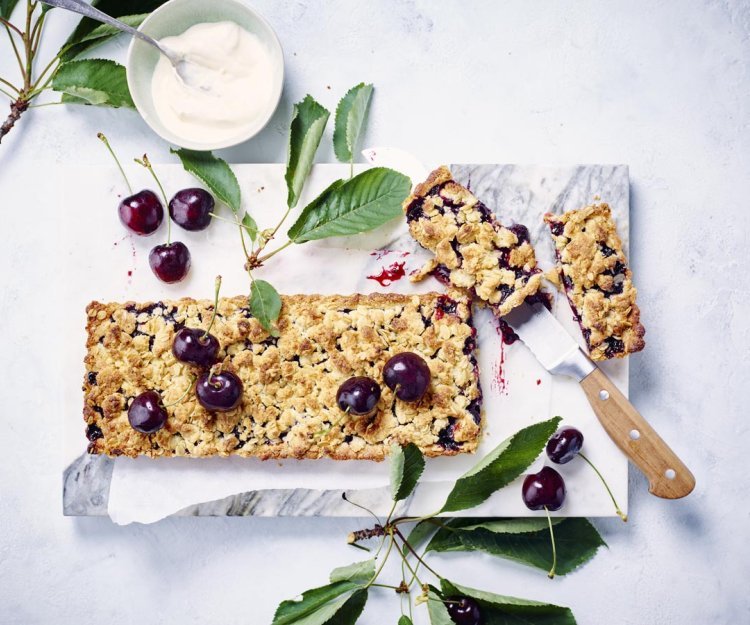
[83,292,482,460]
[403,166,542,317]
[545,202,645,360]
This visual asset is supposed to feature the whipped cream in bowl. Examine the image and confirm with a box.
[126,0,284,150]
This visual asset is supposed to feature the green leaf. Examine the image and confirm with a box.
[59,14,148,61]
[286,95,329,208]
[171,148,241,214]
[402,520,439,557]
[325,589,368,625]
[241,213,258,242]
[390,443,425,502]
[249,279,282,337]
[398,617,414,625]
[51,59,134,108]
[271,581,359,625]
[0,0,19,19]
[334,83,374,164]
[441,580,576,625]
[288,168,411,243]
[427,518,604,576]
[427,587,453,625]
[58,0,168,60]
[330,559,375,585]
[440,417,561,513]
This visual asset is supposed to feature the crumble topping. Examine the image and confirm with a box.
[403,166,542,317]
[83,292,482,460]
[545,202,645,360]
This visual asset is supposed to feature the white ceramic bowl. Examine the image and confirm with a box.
[126,0,284,150]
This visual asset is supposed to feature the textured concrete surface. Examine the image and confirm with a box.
[0,1,748,623]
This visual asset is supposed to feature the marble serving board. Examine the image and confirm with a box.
[62,162,630,521]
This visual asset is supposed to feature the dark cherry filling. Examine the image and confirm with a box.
[87,371,98,385]
[405,198,425,222]
[463,334,477,355]
[609,281,625,295]
[467,399,481,424]
[498,284,514,303]
[608,261,626,276]
[582,327,592,342]
[604,337,624,358]
[508,223,530,244]
[475,201,494,222]
[435,295,458,319]
[549,221,564,236]
[437,418,461,451]
[344,435,354,443]
[86,424,103,441]
[431,264,452,286]
[562,274,574,290]
[600,244,616,257]
[497,319,519,345]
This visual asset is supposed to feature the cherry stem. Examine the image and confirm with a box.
[394,527,443,580]
[203,275,222,339]
[164,375,196,407]
[97,132,132,194]
[579,452,627,522]
[545,506,557,579]
[135,154,170,244]
[256,239,293,263]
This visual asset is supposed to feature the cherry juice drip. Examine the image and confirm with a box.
[367,261,406,287]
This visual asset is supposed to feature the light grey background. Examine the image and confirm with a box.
[0,1,747,623]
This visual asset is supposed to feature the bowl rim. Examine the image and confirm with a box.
[126,0,285,151]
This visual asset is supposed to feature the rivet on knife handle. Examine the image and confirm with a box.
[580,368,696,499]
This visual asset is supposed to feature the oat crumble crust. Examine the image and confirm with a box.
[403,166,542,317]
[544,202,646,360]
[83,292,482,459]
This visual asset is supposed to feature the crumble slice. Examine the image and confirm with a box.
[545,202,645,360]
[83,292,482,460]
[403,166,542,317]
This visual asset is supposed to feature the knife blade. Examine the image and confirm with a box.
[505,301,695,500]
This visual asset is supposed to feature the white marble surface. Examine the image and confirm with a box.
[0,1,747,623]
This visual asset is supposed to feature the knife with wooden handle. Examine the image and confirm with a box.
[504,302,695,499]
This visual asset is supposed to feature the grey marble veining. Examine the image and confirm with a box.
[63,164,629,518]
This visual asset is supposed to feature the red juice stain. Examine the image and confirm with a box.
[127,270,133,277]
[492,339,508,395]
[367,261,406,287]
[536,379,541,386]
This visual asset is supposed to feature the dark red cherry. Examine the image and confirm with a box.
[546,426,584,464]
[127,390,167,433]
[169,188,214,231]
[196,370,243,412]
[522,466,566,511]
[383,352,431,402]
[119,190,164,235]
[336,376,381,417]
[149,241,191,283]
[446,596,483,625]
[172,327,219,367]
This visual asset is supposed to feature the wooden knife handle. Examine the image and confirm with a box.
[580,367,695,499]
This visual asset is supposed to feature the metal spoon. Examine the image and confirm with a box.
[40,0,199,87]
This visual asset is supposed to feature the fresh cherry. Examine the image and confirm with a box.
[546,426,584,464]
[336,376,381,417]
[446,596,483,625]
[522,466,566,511]
[196,370,243,412]
[169,188,214,231]
[149,241,191,283]
[119,189,164,235]
[383,352,431,402]
[172,327,219,367]
[127,390,168,433]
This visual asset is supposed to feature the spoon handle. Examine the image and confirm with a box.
[40,0,170,58]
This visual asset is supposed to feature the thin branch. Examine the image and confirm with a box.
[0,16,23,36]
[256,239,293,263]
[0,76,20,95]
[3,23,25,76]
[23,0,35,91]
[394,527,442,580]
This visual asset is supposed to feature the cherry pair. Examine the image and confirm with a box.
[335,352,431,418]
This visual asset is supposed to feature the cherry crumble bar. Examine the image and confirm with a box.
[83,292,482,459]
[404,166,542,317]
[545,202,645,360]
